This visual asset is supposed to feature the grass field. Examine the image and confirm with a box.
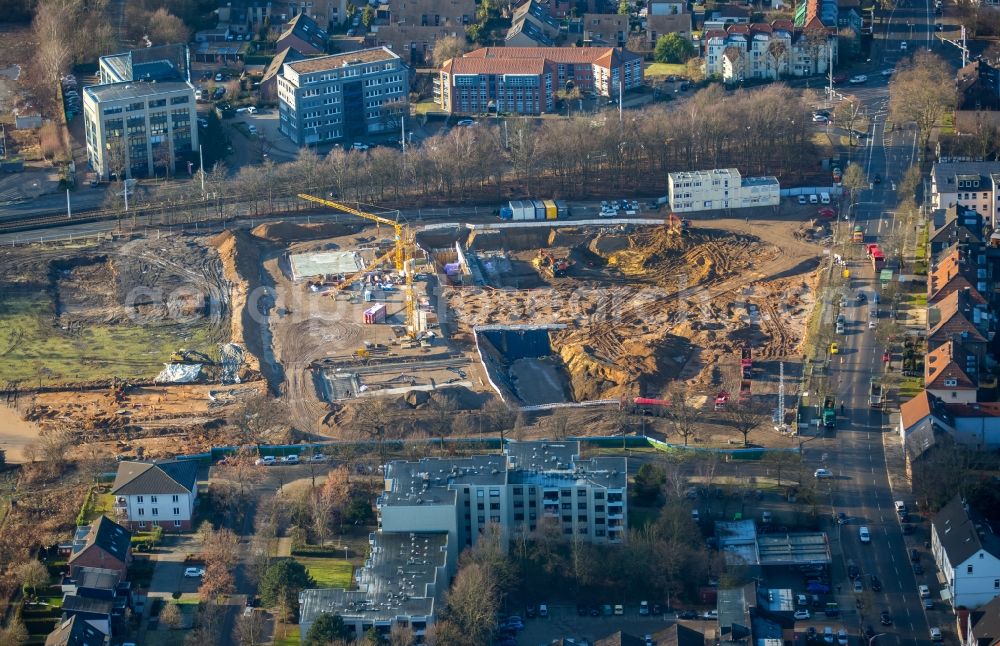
[899,376,923,399]
[0,293,218,385]
[296,557,354,589]
[274,627,301,646]
[415,100,446,116]
[645,63,687,78]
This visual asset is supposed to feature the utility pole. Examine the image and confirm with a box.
[65,188,71,219]
[400,115,406,154]
[618,74,623,124]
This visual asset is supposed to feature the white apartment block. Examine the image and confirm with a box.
[668,168,781,213]
[110,460,198,531]
[379,442,628,566]
[298,441,627,642]
[931,162,1000,227]
[276,47,409,146]
[704,21,836,82]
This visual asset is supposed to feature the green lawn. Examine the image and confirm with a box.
[296,557,354,589]
[414,101,446,116]
[80,493,114,525]
[273,627,301,646]
[0,293,221,386]
[645,63,687,78]
[906,292,927,308]
[940,110,955,134]
[899,376,923,400]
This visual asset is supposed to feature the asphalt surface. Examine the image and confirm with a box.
[810,2,943,646]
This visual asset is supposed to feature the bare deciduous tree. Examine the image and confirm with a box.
[889,51,957,158]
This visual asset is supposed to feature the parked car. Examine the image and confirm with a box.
[215,73,224,81]
[848,564,860,579]
[794,610,811,620]
[247,124,258,136]
[678,610,697,620]
[853,579,863,593]
[838,629,848,645]
[614,604,624,616]
[849,75,868,84]
[525,605,536,618]
[914,563,924,575]
[703,610,719,620]
[919,585,930,598]
[880,611,892,626]
[871,576,882,592]
[538,604,548,618]
[930,628,942,642]
[639,601,650,615]
[183,567,205,577]
[815,468,833,478]
[456,119,475,127]
[284,454,299,464]
[859,526,871,543]
[503,616,525,631]
[924,598,934,610]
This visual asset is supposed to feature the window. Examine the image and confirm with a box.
[562,515,572,522]
[594,492,604,500]
[170,95,189,105]
[578,502,587,510]
[172,495,179,503]
[578,515,587,522]
[174,520,182,528]
[477,503,484,510]
[151,496,158,503]
[577,489,586,497]
[489,488,500,497]
[173,507,180,515]
[137,496,144,503]
[513,487,523,495]
[139,521,147,528]
[968,564,974,574]
[490,503,500,510]
[514,513,524,521]
[152,508,158,516]
[994,579,999,589]
[138,508,145,516]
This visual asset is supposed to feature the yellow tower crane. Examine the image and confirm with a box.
[298,193,417,337]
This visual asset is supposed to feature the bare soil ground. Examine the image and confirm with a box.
[443,213,823,403]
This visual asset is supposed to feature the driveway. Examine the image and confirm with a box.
[148,535,204,597]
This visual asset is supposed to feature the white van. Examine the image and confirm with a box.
[820,192,831,204]
[809,194,819,204]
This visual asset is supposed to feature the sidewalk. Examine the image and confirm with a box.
[881,412,910,495]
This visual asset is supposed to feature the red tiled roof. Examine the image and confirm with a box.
[727,23,750,34]
[464,46,641,65]
[928,289,987,344]
[946,402,1000,417]
[446,56,548,75]
[928,249,985,304]
[704,29,729,40]
[900,391,934,430]
[925,341,977,391]
[772,19,794,29]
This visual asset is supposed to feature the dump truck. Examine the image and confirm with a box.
[852,226,864,243]
[714,391,730,410]
[869,378,883,408]
[823,396,837,428]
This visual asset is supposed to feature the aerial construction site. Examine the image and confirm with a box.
[0,198,831,459]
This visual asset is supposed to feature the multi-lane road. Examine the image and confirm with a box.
[815,1,944,645]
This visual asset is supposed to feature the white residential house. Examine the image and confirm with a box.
[930,162,1000,227]
[110,460,199,531]
[931,495,1000,609]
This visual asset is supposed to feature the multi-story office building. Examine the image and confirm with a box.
[298,441,628,641]
[436,46,643,115]
[84,45,198,180]
[276,47,409,146]
[668,168,780,213]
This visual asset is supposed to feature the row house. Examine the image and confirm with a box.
[704,20,835,82]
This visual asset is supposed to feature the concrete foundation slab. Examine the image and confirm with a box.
[289,251,363,281]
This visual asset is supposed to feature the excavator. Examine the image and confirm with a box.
[531,251,573,278]
[298,194,417,338]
